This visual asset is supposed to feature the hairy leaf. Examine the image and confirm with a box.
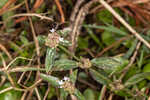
[125,72,150,87]
[89,69,112,85]
[91,57,128,74]
[45,47,56,72]
[53,59,78,71]
[40,73,60,87]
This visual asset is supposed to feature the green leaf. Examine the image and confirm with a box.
[114,90,130,97]
[74,89,85,100]
[45,47,56,72]
[91,57,128,74]
[0,83,21,100]
[89,69,112,85]
[20,35,29,45]
[102,31,115,46]
[53,59,78,71]
[123,66,140,82]
[37,35,46,45]
[85,27,103,48]
[83,24,127,36]
[83,88,95,100]
[60,88,69,100]
[57,27,71,37]
[59,38,72,46]
[143,63,150,80]
[125,72,150,87]
[47,87,56,99]
[96,9,113,24]
[123,39,138,59]
[40,73,60,87]
[70,69,78,84]
[137,50,144,68]
[78,37,89,49]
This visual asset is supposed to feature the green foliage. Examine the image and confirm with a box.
[45,47,56,72]
[123,39,138,59]
[83,88,97,100]
[125,72,150,87]
[91,56,129,74]
[96,9,113,24]
[102,31,115,46]
[78,37,89,49]
[123,66,140,82]
[89,69,112,85]
[47,87,56,99]
[85,27,103,48]
[143,63,150,80]
[70,69,78,84]
[40,73,60,87]
[74,89,85,100]
[83,24,127,36]
[60,88,69,100]
[37,35,47,45]
[0,83,21,100]
[53,59,78,71]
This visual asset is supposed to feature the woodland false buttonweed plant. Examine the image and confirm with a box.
[43,28,72,72]
[39,27,140,100]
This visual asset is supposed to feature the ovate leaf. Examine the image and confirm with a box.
[70,69,78,84]
[91,57,128,74]
[53,59,78,71]
[125,72,150,87]
[40,73,60,87]
[59,38,72,46]
[45,47,56,72]
[83,88,96,100]
[102,31,115,46]
[89,69,112,85]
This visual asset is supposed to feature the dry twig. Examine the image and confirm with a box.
[43,86,50,100]
[119,42,141,80]
[96,35,132,57]
[35,87,41,100]
[99,0,150,49]
[24,0,42,99]
[0,0,16,15]
[0,87,13,94]
[55,0,65,23]
[69,0,98,53]
[0,43,12,60]
[8,13,53,21]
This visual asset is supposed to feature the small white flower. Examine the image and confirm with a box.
[63,77,70,81]
[59,37,64,42]
[49,28,55,33]
[58,80,64,85]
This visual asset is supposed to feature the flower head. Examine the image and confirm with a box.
[58,77,75,94]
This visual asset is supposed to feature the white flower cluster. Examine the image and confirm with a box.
[58,77,70,88]
[49,28,55,33]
